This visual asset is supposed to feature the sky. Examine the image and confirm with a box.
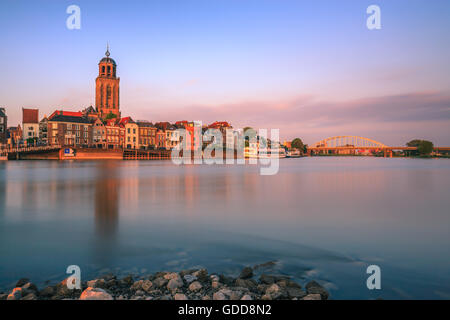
[0,0,449,145]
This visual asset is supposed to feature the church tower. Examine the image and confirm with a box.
[96,45,120,119]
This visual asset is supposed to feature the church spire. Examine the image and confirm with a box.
[105,42,110,57]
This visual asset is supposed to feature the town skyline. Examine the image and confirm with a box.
[1,0,450,145]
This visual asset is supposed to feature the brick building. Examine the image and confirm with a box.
[48,112,93,146]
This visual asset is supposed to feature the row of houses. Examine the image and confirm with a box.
[0,107,240,151]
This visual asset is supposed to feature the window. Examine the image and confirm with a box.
[133,128,136,134]
[127,128,130,134]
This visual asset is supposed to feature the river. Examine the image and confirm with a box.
[0,158,449,299]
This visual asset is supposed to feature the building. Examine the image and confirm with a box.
[175,120,202,151]
[22,108,39,145]
[47,112,92,146]
[92,118,106,148]
[137,121,157,149]
[208,121,234,149]
[7,125,22,147]
[156,129,166,149]
[39,116,48,145]
[165,124,179,150]
[121,117,138,149]
[96,46,120,120]
[105,118,124,149]
[0,108,7,146]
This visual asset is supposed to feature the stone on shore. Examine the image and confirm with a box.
[167,277,183,291]
[213,291,226,300]
[7,288,22,300]
[174,293,188,300]
[305,281,328,300]
[188,281,202,292]
[239,267,253,279]
[302,293,322,300]
[79,287,113,300]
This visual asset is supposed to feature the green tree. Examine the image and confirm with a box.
[291,138,304,150]
[105,112,117,120]
[418,140,434,155]
[406,139,434,156]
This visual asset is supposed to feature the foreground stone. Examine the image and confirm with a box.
[79,287,113,300]
[2,264,330,301]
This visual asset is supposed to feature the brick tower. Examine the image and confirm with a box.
[96,45,120,119]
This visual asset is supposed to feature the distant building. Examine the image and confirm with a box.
[165,124,179,150]
[121,117,138,149]
[105,118,124,149]
[0,108,7,146]
[156,129,166,149]
[22,108,39,144]
[92,118,106,148]
[137,121,157,150]
[47,111,92,146]
[7,125,22,147]
[39,116,48,145]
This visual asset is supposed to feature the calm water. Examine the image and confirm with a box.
[0,158,449,299]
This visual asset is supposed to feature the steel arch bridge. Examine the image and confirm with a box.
[311,136,387,148]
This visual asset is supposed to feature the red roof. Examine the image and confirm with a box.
[48,110,83,120]
[23,108,39,123]
[119,117,134,125]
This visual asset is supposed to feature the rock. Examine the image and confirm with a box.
[163,272,180,280]
[15,278,30,288]
[305,281,329,300]
[22,293,38,300]
[0,293,9,300]
[241,294,252,300]
[266,283,281,295]
[183,274,197,284]
[213,292,226,300]
[180,269,197,277]
[239,267,253,279]
[21,282,38,295]
[79,287,113,300]
[235,278,257,290]
[211,281,220,289]
[87,279,106,289]
[174,293,188,300]
[131,280,153,293]
[286,287,307,299]
[261,294,272,300]
[259,274,275,284]
[153,277,168,288]
[230,291,242,300]
[39,286,55,298]
[167,278,183,291]
[202,295,211,300]
[302,293,322,300]
[188,281,202,292]
[253,261,277,270]
[7,288,22,300]
[210,274,220,282]
[121,275,134,286]
[192,269,209,282]
[219,274,234,286]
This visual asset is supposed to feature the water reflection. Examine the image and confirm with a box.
[93,161,120,264]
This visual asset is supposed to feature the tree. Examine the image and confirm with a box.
[105,112,117,120]
[291,138,304,150]
[406,139,434,156]
[418,140,434,155]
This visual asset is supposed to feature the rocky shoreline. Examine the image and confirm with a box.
[0,265,329,301]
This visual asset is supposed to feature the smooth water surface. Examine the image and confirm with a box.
[1,158,449,299]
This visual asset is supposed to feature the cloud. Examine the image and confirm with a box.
[138,91,450,145]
